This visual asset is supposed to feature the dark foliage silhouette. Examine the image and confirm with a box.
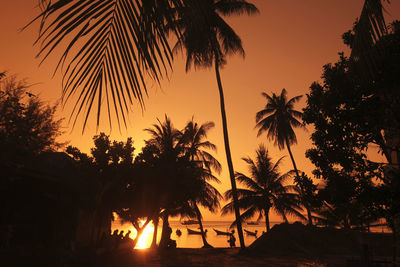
[222,145,305,232]
[255,89,310,224]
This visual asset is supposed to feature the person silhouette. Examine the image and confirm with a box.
[124,230,131,239]
[228,234,236,248]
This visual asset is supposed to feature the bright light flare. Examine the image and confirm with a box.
[134,220,155,249]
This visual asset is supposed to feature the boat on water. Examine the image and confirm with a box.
[244,229,258,236]
[187,228,206,235]
[181,219,198,225]
[246,221,259,225]
[213,228,233,236]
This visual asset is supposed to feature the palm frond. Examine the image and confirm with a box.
[29,0,176,131]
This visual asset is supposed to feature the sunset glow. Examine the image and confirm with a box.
[134,221,155,249]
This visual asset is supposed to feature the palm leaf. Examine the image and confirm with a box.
[29,0,178,131]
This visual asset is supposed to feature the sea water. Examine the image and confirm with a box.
[112,219,275,248]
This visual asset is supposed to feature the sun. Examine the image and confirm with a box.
[134,221,155,249]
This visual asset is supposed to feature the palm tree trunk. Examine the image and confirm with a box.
[285,137,313,226]
[214,57,245,249]
[193,202,212,248]
[265,207,270,232]
[151,214,159,248]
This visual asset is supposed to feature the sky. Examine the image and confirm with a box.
[1,0,399,221]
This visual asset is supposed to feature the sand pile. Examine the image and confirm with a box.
[248,222,395,258]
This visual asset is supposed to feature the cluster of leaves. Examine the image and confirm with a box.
[65,117,221,247]
[303,21,400,229]
[0,75,64,162]
[222,145,307,230]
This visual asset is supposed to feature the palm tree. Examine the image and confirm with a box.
[351,0,388,74]
[181,118,222,248]
[222,145,305,231]
[144,116,222,248]
[255,89,312,225]
[173,0,258,249]
[144,115,183,248]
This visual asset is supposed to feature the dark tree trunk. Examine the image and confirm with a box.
[159,212,171,249]
[215,57,245,249]
[151,214,159,248]
[285,136,313,226]
[265,207,270,232]
[194,202,212,248]
[132,218,152,249]
[393,222,397,264]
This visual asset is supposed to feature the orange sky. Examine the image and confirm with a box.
[1,1,399,221]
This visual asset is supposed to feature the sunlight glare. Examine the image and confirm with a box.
[134,220,155,249]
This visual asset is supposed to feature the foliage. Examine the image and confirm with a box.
[294,173,321,215]
[173,0,258,70]
[255,89,303,150]
[303,21,400,229]
[222,145,304,231]
[66,133,136,245]
[0,75,64,162]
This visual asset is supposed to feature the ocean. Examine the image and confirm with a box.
[112,218,274,249]
[111,217,391,249]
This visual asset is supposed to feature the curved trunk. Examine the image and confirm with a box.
[285,137,313,226]
[215,57,245,249]
[194,202,212,248]
[150,214,159,248]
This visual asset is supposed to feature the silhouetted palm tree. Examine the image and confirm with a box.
[144,115,183,247]
[181,118,222,248]
[222,145,304,231]
[255,89,312,225]
[144,116,222,248]
[173,0,258,249]
[351,0,388,71]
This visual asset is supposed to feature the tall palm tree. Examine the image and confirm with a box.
[222,145,305,231]
[255,89,312,225]
[173,0,258,249]
[181,118,222,248]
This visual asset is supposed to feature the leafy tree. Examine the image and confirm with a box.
[303,21,400,231]
[0,75,64,162]
[222,145,304,232]
[66,133,136,246]
[174,0,258,248]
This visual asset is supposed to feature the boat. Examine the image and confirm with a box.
[187,228,206,235]
[213,228,233,236]
[244,229,258,236]
[246,221,259,225]
[181,219,198,225]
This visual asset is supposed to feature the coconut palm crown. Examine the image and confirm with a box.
[255,88,303,150]
[222,145,305,231]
